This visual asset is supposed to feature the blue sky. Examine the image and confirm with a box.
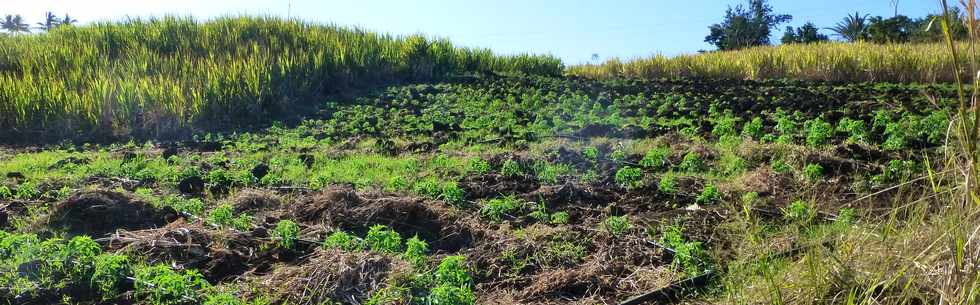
[7,0,939,64]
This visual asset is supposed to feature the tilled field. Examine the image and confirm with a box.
[0,75,950,305]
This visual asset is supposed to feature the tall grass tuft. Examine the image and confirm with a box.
[0,16,563,141]
[568,41,973,84]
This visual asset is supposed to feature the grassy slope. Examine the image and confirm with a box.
[0,16,562,142]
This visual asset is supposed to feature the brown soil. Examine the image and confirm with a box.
[46,191,178,237]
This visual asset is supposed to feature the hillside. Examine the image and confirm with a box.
[0,16,562,142]
[0,16,977,305]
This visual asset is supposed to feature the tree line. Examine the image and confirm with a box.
[1,12,77,34]
[705,0,968,51]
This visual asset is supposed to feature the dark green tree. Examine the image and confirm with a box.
[1,15,30,33]
[60,14,77,27]
[36,12,60,31]
[828,12,870,42]
[705,0,792,50]
[782,22,829,44]
[867,15,915,43]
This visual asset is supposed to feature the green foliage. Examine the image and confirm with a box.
[696,184,722,204]
[403,235,429,266]
[603,216,631,236]
[660,225,710,276]
[134,264,210,305]
[741,117,764,139]
[365,224,403,253]
[91,254,132,299]
[784,200,814,223]
[803,163,824,182]
[434,256,472,287]
[535,234,588,267]
[704,0,792,51]
[872,159,918,185]
[549,211,570,225]
[535,162,571,185]
[500,159,523,177]
[466,157,491,175]
[782,22,829,44]
[639,146,670,169]
[837,117,868,142]
[322,231,362,252]
[428,284,476,305]
[0,186,11,199]
[272,220,300,250]
[615,166,644,189]
[203,292,247,305]
[581,147,599,162]
[658,172,679,194]
[206,204,252,231]
[440,181,465,205]
[14,181,40,199]
[479,196,523,222]
[771,159,792,174]
[679,152,705,172]
[804,117,834,147]
[528,202,550,223]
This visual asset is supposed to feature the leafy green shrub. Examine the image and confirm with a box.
[203,292,246,305]
[741,117,764,139]
[15,181,40,200]
[403,235,430,267]
[661,225,710,276]
[784,200,814,223]
[501,159,522,177]
[435,255,472,286]
[0,186,11,199]
[803,117,833,147]
[168,197,205,216]
[639,146,670,169]
[712,113,739,138]
[272,220,300,250]
[803,163,824,182]
[365,224,403,253]
[466,157,491,175]
[882,122,907,151]
[581,147,599,162]
[440,182,465,205]
[428,284,476,305]
[66,236,101,279]
[134,264,210,305]
[91,254,132,299]
[771,159,792,174]
[658,172,678,194]
[603,216,631,236]
[549,211,570,225]
[323,231,362,251]
[535,162,571,185]
[412,178,442,198]
[206,204,235,227]
[679,152,704,172]
[837,117,868,142]
[614,166,644,189]
[479,196,523,222]
[773,109,800,143]
[695,184,721,204]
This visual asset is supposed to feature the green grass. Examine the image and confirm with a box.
[0,16,562,141]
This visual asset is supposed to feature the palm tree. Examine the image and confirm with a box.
[60,14,77,27]
[827,12,869,42]
[36,12,59,31]
[2,14,30,34]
